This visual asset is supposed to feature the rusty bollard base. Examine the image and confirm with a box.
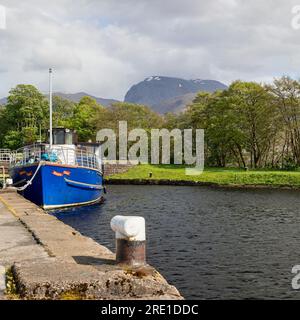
[116,239,146,266]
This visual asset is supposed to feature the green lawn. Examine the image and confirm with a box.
[107,164,300,187]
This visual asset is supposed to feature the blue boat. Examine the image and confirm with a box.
[9,69,104,209]
[9,129,104,210]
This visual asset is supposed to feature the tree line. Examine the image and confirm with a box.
[0,76,300,169]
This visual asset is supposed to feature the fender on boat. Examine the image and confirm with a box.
[64,177,104,190]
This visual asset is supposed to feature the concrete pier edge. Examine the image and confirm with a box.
[0,265,5,298]
[0,190,183,300]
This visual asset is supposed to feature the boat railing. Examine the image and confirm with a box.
[10,144,101,170]
[0,149,11,162]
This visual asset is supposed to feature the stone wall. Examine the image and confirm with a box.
[103,162,137,176]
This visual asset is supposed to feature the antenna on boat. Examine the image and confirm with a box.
[49,68,53,148]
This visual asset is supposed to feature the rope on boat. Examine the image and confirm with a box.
[12,162,43,191]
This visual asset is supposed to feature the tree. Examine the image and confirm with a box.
[1,85,49,148]
[95,102,164,161]
[69,96,104,142]
[228,81,278,168]
[0,105,6,147]
[52,95,76,127]
[184,82,279,168]
[96,102,163,131]
[266,76,300,166]
[185,91,242,167]
[6,85,48,129]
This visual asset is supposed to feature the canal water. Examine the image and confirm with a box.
[52,185,300,299]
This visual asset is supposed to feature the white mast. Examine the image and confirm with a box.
[49,68,53,147]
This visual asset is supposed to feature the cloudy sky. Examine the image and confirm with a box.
[0,0,300,100]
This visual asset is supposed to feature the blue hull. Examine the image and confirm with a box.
[10,163,104,209]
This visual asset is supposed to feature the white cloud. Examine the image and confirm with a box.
[0,0,300,100]
[0,4,6,30]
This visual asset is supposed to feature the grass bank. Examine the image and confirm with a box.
[107,164,300,187]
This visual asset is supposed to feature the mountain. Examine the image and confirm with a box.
[0,97,7,105]
[0,93,119,107]
[152,92,198,114]
[124,76,227,113]
[52,92,119,107]
[0,76,227,113]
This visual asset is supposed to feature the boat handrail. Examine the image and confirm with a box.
[0,149,11,162]
[10,144,101,170]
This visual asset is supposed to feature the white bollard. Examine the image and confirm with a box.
[111,216,146,266]
[6,178,13,186]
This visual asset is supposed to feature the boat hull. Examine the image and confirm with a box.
[10,162,104,210]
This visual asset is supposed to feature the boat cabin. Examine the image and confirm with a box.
[50,128,78,145]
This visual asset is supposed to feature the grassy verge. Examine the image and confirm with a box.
[107,164,300,187]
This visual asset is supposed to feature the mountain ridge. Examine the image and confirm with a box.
[51,92,119,107]
[124,76,227,113]
[0,92,119,108]
[0,76,228,113]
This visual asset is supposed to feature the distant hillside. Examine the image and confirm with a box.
[53,92,119,107]
[0,97,7,105]
[0,93,119,107]
[124,76,227,113]
[152,92,197,114]
[0,76,227,113]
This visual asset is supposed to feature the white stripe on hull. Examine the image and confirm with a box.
[43,195,103,210]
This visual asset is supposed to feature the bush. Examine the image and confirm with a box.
[281,156,298,171]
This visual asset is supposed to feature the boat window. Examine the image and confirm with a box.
[65,131,73,145]
[53,130,65,145]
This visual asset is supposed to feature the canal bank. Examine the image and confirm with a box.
[0,190,182,300]
[106,164,300,189]
[106,178,300,190]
